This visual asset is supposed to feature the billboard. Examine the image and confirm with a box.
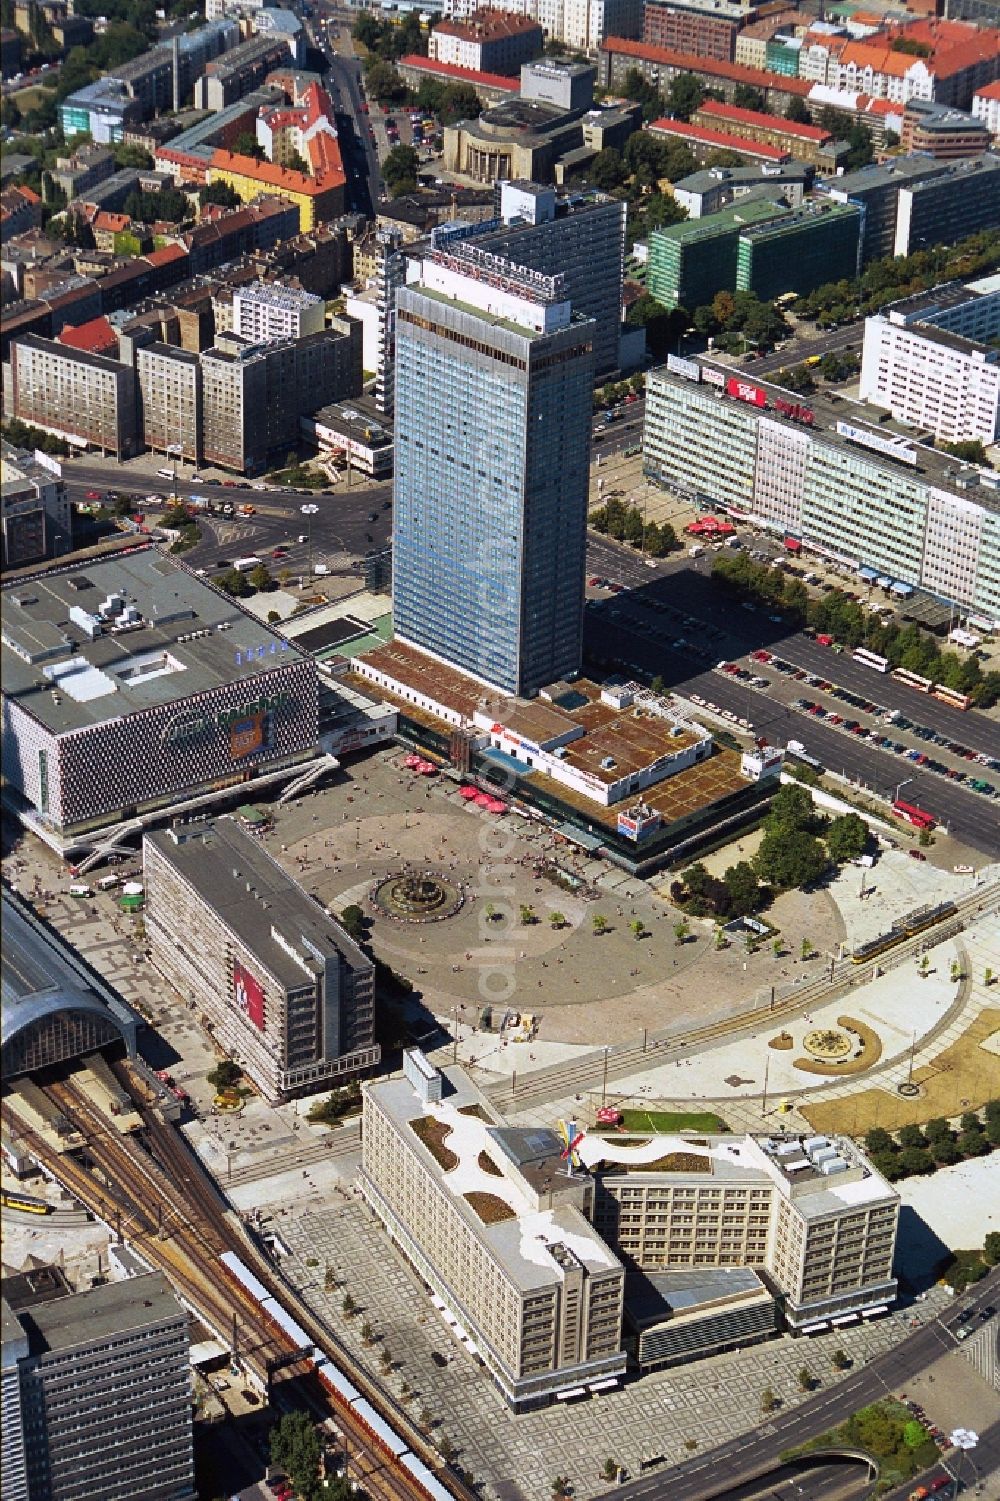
[667,352,701,383]
[726,377,767,408]
[836,420,917,467]
[229,710,266,760]
[701,366,725,388]
[233,961,265,1030]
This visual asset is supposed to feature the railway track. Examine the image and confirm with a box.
[3,1070,468,1501]
[220,1122,362,1189]
[484,879,1000,1113]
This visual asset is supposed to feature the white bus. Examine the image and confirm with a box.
[853,647,889,673]
[232,556,262,573]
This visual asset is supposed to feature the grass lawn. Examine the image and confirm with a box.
[618,1108,727,1134]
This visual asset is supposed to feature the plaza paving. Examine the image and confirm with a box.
[279,1200,954,1501]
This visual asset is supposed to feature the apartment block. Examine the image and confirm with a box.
[971,79,1000,137]
[361,1055,626,1410]
[643,0,743,62]
[642,358,1000,626]
[822,153,962,262]
[735,201,862,303]
[892,153,1000,259]
[1,1272,194,1501]
[429,12,544,75]
[691,100,845,172]
[671,161,813,218]
[231,281,325,342]
[136,343,202,464]
[144,819,378,1101]
[10,335,138,458]
[860,281,1000,446]
[201,319,361,472]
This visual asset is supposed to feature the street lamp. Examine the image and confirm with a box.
[301,502,319,584]
[894,777,912,805]
[949,1428,978,1493]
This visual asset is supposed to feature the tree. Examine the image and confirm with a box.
[200,180,241,209]
[114,142,153,169]
[519,904,536,925]
[723,860,761,917]
[832,1348,850,1370]
[767,782,817,833]
[826,812,869,863]
[760,1387,778,1413]
[898,1146,933,1177]
[269,1411,322,1500]
[360,1319,375,1344]
[234,130,265,161]
[958,1128,990,1157]
[898,1124,926,1149]
[341,1291,357,1316]
[667,71,704,121]
[339,904,366,942]
[754,828,828,891]
[365,59,406,104]
[785,96,811,124]
[218,568,249,597]
[589,147,628,191]
[674,918,690,946]
[629,919,645,940]
[207,1059,240,1089]
[383,143,419,195]
[942,438,990,468]
[984,1231,1000,1266]
[625,293,688,359]
[601,1458,619,1481]
[733,84,767,112]
[592,913,608,935]
[549,910,566,929]
[798,1367,814,1392]
[247,563,272,593]
[801,937,814,960]
[864,1127,894,1155]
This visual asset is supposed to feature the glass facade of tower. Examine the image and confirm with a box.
[392,281,594,697]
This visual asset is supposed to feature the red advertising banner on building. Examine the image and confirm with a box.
[233,960,265,1030]
[725,377,766,408]
[230,710,265,760]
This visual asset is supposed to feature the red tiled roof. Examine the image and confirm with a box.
[398,52,519,91]
[16,184,41,204]
[974,79,1000,101]
[144,243,187,267]
[93,211,130,233]
[698,98,830,142]
[431,10,541,40]
[57,315,118,355]
[648,117,790,159]
[602,37,814,96]
[210,148,344,191]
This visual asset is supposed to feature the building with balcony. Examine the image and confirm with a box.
[10,336,138,459]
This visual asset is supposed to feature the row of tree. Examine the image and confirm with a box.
[712,553,1000,708]
[588,495,677,556]
[864,1103,1000,1183]
[793,227,1000,327]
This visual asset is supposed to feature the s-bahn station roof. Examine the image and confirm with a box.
[1,885,137,1078]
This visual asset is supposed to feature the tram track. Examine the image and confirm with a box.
[484,879,1000,1113]
[2,1069,468,1501]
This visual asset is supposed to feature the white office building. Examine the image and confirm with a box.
[231,282,325,343]
[859,279,1000,445]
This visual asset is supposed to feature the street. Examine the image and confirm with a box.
[600,1274,1000,1501]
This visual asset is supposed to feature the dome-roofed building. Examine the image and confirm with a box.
[1,885,137,1079]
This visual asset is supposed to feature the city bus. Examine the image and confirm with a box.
[931,684,972,712]
[892,667,933,693]
[892,799,935,831]
[853,647,889,673]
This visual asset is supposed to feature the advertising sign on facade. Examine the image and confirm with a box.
[726,377,767,408]
[233,960,265,1030]
[667,353,701,383]
[836,420,917,467]
[773,397,814,425]
[229,711,266,760]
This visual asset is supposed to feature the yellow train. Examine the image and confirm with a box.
[1,1189,53,1215]
[851,901,957,964]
